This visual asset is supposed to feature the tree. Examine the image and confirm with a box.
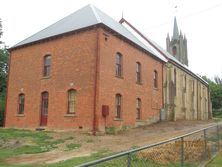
[202,76,222,110]
[0,19,9,126]
[0,47,9,95]
[0,18,2,44]
[214,76,222,85]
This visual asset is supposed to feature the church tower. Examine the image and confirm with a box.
[166,17,188,66]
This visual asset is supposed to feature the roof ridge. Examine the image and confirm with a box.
[90,4,102,23]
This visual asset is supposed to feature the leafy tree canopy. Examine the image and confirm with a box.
[0,18,8,126]
[0,18,9,97]
[202,76,222,109]
[0,18,2,44]
[0,47,9,96]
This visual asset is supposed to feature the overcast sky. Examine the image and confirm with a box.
[0,0,222,79]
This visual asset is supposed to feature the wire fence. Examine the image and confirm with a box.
[77,123,222,167]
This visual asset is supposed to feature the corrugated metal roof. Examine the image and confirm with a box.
[11,4,167,62]
[13,5,100,48]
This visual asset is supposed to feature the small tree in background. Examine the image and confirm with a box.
[202,76,222,117]
[214,76,222,85]
[0,18,2,41]
[0,18,9,126]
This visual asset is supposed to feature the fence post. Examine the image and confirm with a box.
[127,153,132,167]
[217,124,220,151]
[181,137,184,167]
[204,129,208,159]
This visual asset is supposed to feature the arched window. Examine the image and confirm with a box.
[154,70,158,88]
[18,94,25,114]
[43,55,51,76]
[136,62,141,83]
[184,75,187,90]
[136,98,141,120]
[115,53,122,77]
[41,92,49,115]
[172,46,177,56]
[68,89,76,114]
[115,94,122,118]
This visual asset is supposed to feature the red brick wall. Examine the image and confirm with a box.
[5,26,164,131]
[96,28,163,131]
[5,29,98,130]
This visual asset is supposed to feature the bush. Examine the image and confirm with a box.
[105,126,117,135]
[0,95,5,126]
[213,108,222,118]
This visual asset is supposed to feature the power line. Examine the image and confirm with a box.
[141,2,222,30]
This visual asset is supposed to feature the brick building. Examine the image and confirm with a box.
[4,5,211,132]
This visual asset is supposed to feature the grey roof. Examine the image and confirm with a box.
[172,17,179,40]
[120,19,207,85]
[11,5,167,62]
[119,20,207,84]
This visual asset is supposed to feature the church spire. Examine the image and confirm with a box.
[166,17,189,66]
[172,17,179,40]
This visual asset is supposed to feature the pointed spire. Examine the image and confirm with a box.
[172,17,179,40]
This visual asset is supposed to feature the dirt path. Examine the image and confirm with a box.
[6,120,217,165]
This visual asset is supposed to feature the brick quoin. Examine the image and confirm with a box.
[5,26,164,132]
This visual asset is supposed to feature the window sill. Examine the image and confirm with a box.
[114,118,123,121]
[153,88,159,91]
[41,76,51,80]
[136,82,142,85]
[64,114,76,117]
[16,114,25,117]
[115,75,124,79]
[152,107,160,110]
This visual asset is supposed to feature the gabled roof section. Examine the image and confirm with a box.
[12,5,100,48]
[11,5,166,62]
[120,18,208,86]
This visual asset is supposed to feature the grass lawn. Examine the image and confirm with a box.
[207,151,222,167]
[45,150,110,167]
[1,120,221,167]
[0,128,62,166]
[0,128,110,167]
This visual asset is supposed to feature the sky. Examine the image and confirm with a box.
[0,0,222,79]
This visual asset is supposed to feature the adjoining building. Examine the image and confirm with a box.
[4,5,211,132]
[119,17,211,122]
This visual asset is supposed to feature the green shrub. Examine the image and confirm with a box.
[121,125,129,131]
[105,126,117,135]
[0,95,5,126]
[213,108,222,118]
